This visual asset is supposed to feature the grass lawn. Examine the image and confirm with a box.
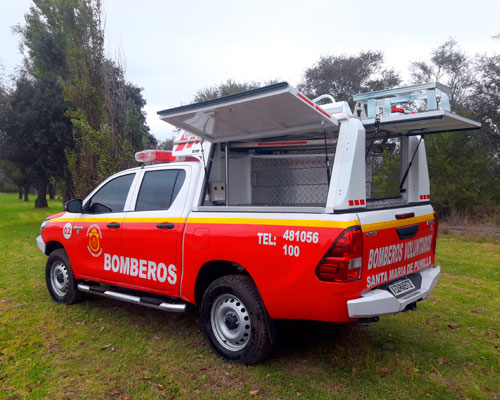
[0,192,498,399]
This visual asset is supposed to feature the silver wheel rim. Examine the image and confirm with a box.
[50,261,69,297]
[210,294,251,351]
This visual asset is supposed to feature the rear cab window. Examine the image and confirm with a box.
[135,169,186,211]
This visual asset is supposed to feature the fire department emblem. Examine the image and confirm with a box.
[86,224,102,257]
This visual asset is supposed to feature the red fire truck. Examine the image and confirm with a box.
[37,82,480,364]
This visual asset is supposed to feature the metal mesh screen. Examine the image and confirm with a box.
[251,157,332,206]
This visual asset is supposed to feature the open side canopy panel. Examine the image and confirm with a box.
[363,110,481,140]
[157,82,338,143]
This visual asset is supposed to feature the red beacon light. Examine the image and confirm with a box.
[134,150,199,164]
[135,150,176,163]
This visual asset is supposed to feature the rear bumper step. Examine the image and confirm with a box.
[347,266,440,318]
[77,283,186,312]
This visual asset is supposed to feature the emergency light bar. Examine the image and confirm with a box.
[135,150,199,164]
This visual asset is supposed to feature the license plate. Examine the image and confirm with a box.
[388,278,415,296]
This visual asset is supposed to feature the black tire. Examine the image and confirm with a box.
[200,275,274,364]
[45,248,83,305]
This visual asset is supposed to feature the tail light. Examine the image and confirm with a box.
[315,226,363,282]
[431,215,439,265]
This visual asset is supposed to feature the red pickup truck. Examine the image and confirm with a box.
[37,82,479,363]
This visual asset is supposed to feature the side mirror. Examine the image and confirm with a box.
[64,199,83,213]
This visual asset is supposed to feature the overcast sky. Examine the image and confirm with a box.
[1,0,499,141]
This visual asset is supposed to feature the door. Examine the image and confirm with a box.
[71,173,136,281]
[120,167,190,295]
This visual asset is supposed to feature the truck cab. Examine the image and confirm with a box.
[37,81,480,364]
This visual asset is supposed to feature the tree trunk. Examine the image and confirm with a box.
[23,186,29,202]
[18,186,23,200]
[63,191,71,204]
[48,181,56,200]
[63,184,75,203]
[35,180,49,208]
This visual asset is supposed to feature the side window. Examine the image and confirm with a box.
[135,169,186,211]
[86,174,135,214]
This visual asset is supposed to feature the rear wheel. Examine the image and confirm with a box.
[45,249,82,304]
[200,275,273,364]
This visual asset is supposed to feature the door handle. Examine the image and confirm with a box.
[157,223,175,229]
[106,223,120,229]
[396,224,419,240]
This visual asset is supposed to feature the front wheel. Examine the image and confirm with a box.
[200,275,273,364]
[45,248,82,304]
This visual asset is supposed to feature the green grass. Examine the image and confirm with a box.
[0,192,499,399]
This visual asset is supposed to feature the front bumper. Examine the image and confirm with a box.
[347,266,441,318]
[36,235,46,254]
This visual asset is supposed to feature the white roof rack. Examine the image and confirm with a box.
[354,82,480,138]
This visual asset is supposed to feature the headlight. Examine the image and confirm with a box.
[40,220,49,233]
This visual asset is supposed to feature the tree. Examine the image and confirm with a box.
[0,75,37,202]
[16,0,154,199]
[0,160,31,200]
[0,74,73,207]
[15,0,105,198]
[471,53,500,157]
[410,39,476,110]
[410,40,499,219]
[299,51,400,106]
[102,59,156,172]
[425,131,499,218]
[30,75,74,206]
